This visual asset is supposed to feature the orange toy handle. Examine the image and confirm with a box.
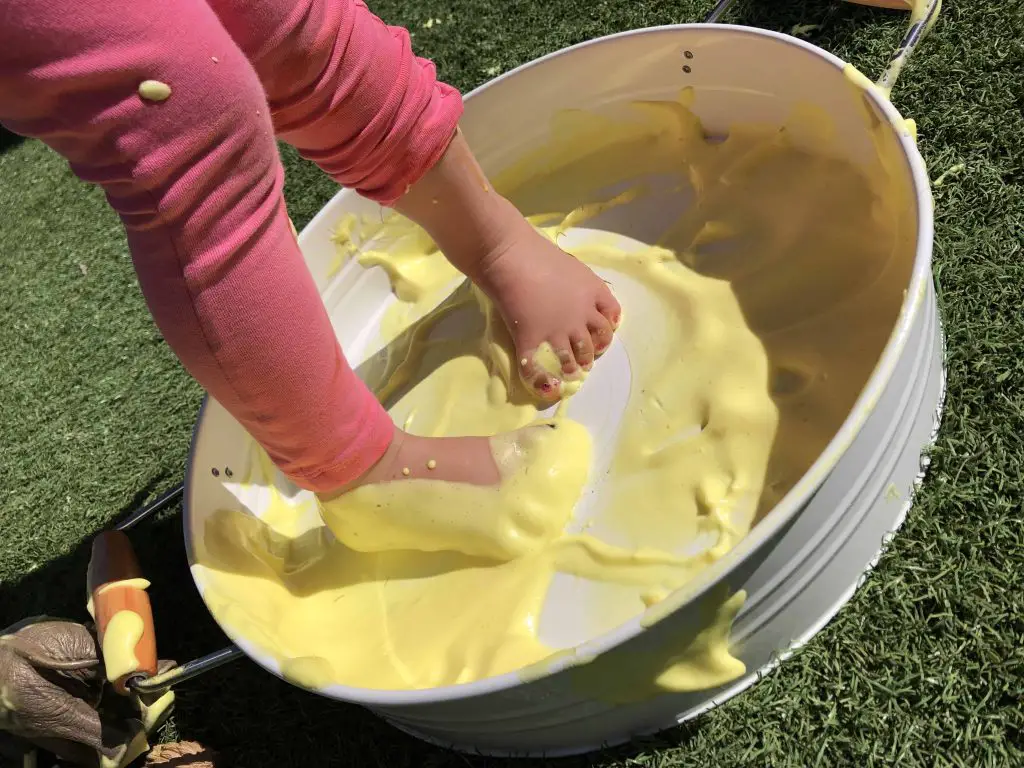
[88,531,158,695]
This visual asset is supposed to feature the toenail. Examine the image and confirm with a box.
[520,357,529,367]
[540,379,560,394]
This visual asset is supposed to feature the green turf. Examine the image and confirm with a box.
[1,0,1022,766]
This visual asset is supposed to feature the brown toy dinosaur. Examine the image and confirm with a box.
[0,616,187,768]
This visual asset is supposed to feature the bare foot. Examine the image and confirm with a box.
[320,420,586,497]
[390,131,620,403]
[320,425,500,502]
[317,421,590,559]
[471,209,621,402]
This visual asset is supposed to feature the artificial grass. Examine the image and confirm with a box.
[1,0,1022,766]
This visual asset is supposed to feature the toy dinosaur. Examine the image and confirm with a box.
[0,616,203,767]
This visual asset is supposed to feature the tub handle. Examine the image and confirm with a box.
[703,0,738,24]
[704,0,942,95]
[876,0,941,95]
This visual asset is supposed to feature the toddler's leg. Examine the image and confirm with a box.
[208,0,622,400]
[0,0,393,492]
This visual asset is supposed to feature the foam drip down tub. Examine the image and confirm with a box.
[185,25,942,756]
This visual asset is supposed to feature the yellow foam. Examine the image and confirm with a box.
[102,610,144,682]
[192,81,914,696]
[321,420,593,561]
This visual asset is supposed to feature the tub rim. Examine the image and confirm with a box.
[183,22,934,706]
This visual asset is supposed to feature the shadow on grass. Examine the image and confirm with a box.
[1,126,26,155]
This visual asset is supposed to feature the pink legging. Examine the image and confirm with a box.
[0,0,463,491]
